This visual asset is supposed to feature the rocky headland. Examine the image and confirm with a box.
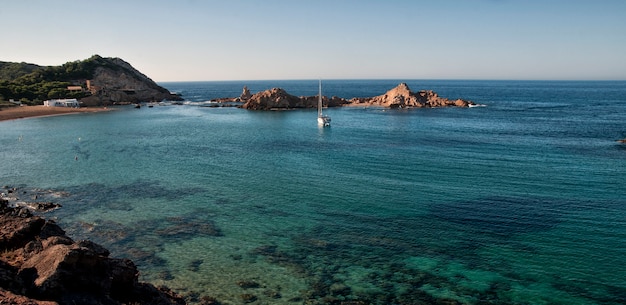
[0,55,182,107]
[0,196,186,305]
[76,56,183,106]
[220,83,474,110]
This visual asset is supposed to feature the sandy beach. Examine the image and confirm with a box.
[0,105,112,122]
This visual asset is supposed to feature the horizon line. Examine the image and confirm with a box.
[157,78,626,83]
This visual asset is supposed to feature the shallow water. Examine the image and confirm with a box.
[1,80,625,304]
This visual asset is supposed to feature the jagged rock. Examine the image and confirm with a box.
[235,83,472,110]
[366,83,471,108]
[241,88,302,110]
[19,243,134,300]
[0,203,45,250]
[0,289,58,305]
[0,203,186,305]
[240,86,252,100]
[14,202,62,212]
[240,88,350,110]
[78,55,182,106]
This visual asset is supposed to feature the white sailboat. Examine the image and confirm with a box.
[317,80,331,127]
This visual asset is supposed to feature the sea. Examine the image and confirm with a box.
[1,80,625,305]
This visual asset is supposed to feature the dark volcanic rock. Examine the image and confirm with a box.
[0,289,57,305]
[0,199,186,305]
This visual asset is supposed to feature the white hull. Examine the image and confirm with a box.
[318,115,331,127]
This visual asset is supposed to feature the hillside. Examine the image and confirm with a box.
[0,55,181,105]
[0,61,43,80]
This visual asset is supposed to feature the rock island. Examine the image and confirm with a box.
[217,82,475,110]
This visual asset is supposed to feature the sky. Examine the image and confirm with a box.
[1,0,625,82]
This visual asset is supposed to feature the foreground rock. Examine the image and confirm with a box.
[233,82,473,110]
[0,199,186,305]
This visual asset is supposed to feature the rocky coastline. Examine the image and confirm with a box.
[0,193,186,305]
[0,55,182,107]
[215,83,475,110]
[78,56,183,106]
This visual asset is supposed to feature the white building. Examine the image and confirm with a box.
[43,99,80,108]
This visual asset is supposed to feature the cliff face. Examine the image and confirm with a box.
[0,55,181,105]
[80,56,182,105]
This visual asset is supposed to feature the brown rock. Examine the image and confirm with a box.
[240,87,351,110]
[0,206,45,250]
[0,203,186,305]
[241,88,302,110]
[0,288,58,305]
[366,83,471,108]
[240,86,252,100]
[18,242,139,301]
[237,83,471,110]
[78,56,182,106]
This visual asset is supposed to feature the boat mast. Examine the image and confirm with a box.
[318,79,322,117]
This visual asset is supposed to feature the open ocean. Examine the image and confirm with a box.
[1,80,625,304]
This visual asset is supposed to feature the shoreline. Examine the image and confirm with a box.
[0,105,113,122]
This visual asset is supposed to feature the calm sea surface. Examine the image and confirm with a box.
[1,80,625,304]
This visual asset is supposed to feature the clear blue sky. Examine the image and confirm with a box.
[1,0,625,81]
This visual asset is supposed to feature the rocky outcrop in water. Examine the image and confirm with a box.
[240,88,350,110]
[233,83,473,110]
[0,198,186,305]
[240,86,252,100]
[356,83,471,108]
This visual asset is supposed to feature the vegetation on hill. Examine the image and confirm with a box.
[0,61,43,80]
[0,55,122,105]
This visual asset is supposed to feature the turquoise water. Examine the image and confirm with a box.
[1,80,625,304]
